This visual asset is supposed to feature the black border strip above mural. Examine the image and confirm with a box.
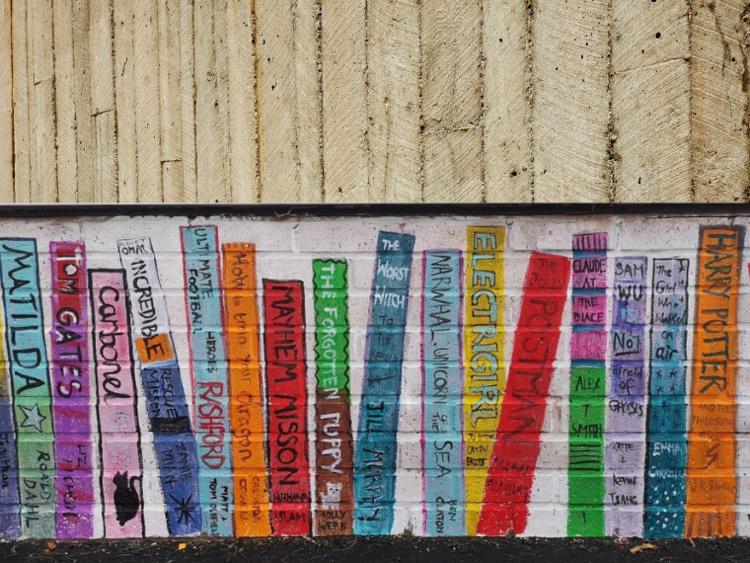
[0,202,749,218]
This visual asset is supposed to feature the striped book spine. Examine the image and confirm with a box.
[567,232,608,537]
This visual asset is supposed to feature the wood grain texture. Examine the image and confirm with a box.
[532,0,611,203]
[295,0,323,203]
[159,0,185,203]
[72,0,94,202]
[195,0,228,203]
[3,1,750,204]
[53,0,76,203]
[0,0,13,202]
[321,0,368,202]
[214,0,231,203]
[12,0,30,202]
[421,0,484,203]
[483,0,532,203]
[30,0,57,202]
[134,0,162,202]
[227,0,259,202]
[256,0,322,202]
[91,0,118,203]
[180,0,197,203]
[114,0,138,202]
[691,0,750,202]
[366,0,421,202]
[612,0,691,203]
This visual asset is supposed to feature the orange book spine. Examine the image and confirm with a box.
[222,243,271,536]
[686,226,744,537]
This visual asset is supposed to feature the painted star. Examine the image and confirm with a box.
[19,404,46,433]
[170,494,198,528]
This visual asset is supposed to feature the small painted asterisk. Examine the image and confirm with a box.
[170,494,198,527]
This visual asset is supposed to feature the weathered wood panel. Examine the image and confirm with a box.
[2,0,749,203]
[195,0,227,203]
[483,0,532,203]
[321,0,368,202]
[532,0,611,203]
[12,0,31,203]
[366,0,421,203]
[133,0,162,202]
[30,0,57,202]
[227,0,259,203]
[90,0,117,203]
[421,0,484,203]
[114,0,137,202]
[159,0,184,203]
[0,0,13,202]
[255,0,322,202]
[691,0,750,202]
[612,0,691,202]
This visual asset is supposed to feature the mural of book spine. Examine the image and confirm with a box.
[686,226,743,538]
[49,241,94,539]
[118,238,202,536]
[605,257,648,537]
[354,231,415,535]
[422,250,465,536]
[262,279,311,536]
[478,251,571,536]
[567,232,608,537]
[89,269,145,538]
[180,226,234,536]
[312,259,354,536]
[463,227,504,535]
[643,258,689,538]
[222,243,271,536]
[0,239,56,538]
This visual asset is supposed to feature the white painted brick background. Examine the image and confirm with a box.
[1,211,749,538]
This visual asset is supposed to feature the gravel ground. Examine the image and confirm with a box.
[3,537,750,563]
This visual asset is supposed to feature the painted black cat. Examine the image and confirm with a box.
[113,471,141,526]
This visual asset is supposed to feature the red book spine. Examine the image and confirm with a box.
[478,252,571,535]
[262,280,311,535]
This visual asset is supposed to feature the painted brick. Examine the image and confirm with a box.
[1,211,750,539]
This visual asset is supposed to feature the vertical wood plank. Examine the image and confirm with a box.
[227,0,258,202]
[12,0,30,202]
[159,0,185,202]
[91,0,118,203]
[421,0,484,203]
[195,0,226,202]
[30,0,58,202]
[320,0,367,202]
[483,0,532,202]
[612,0,691,202]
[114,0,137,202]
[691,0,750,202]
[72,0,95,202]
[255,0,323,202]
[532,0,610,202]
[0,0,13,202]
[366,0,421,202]
[294,0,323,202]
[134,0,162,202]
[256,0,298,202]
[214,0,231,202]
[53,0,78,203]
[180,0,198,202]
